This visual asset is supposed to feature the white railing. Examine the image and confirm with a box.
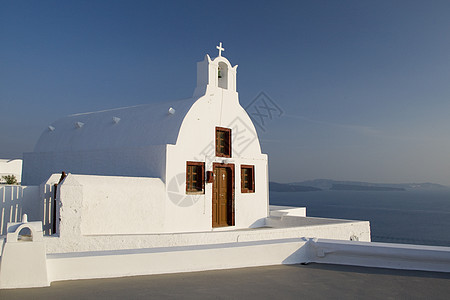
[0,185,41,236]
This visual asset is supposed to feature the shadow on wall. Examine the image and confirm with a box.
[0,185,49,236]
[40,183,57,235]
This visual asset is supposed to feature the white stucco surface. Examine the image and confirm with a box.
[270,205,306,217]
[46,238,309,283]
[4,233,450,289]
[58,174,165,236]
[0,220,49,288]
[43,212,371,254]
[0,159,22,183]
[308,238,450,273]
[43,238,450,284]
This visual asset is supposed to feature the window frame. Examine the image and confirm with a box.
[186,161,205,194]
[241,164,255,193]
[215,127,232,158]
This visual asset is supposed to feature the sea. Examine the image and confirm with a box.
[269,188,450,247]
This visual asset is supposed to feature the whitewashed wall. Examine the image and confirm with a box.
[164,67,268,232]
[58,174,166,236]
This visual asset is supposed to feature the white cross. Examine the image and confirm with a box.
[216,42,225,57]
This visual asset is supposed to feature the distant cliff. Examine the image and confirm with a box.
[330,184,405,191]
[289,179,447,190]
[270,179,447,192]
[269,182,321,192]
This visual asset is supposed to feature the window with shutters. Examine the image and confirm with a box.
[216,127,231,158]
[241,165,255,193]
[186,161,205,194]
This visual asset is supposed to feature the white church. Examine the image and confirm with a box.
[22,43,268,233]
[5,44,442,289]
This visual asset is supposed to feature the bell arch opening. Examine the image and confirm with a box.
[218,62,228,89]
[18,227,33,241]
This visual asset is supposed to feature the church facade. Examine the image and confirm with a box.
[22,44,269,233]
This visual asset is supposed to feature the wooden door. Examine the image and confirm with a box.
[213,165,234,227]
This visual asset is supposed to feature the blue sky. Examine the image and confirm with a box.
[1,0,450,185]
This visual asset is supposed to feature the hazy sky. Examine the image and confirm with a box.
[1,0,450,185]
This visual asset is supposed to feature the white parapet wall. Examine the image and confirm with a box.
[46,238,310,282]
[0,195,375,289]
[270,205,306,217]
[42,237,450,284]
[43,215,371,254]
[5,235,450,288]
[0,210,372,288]
[307,238,450,273]
[3,206,449,289]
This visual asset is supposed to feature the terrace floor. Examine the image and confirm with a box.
[2,263,450,299]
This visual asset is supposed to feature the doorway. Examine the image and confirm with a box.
[212,163,235,227]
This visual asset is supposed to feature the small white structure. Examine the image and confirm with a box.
[0,215,48,288]
[22,44,268,233]
[0,159,22,184]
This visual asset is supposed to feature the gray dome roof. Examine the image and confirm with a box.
[34,97,197,152]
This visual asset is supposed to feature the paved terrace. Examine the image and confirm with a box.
[1,263,449,299]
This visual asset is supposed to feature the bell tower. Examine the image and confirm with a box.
[193,42,238,97]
